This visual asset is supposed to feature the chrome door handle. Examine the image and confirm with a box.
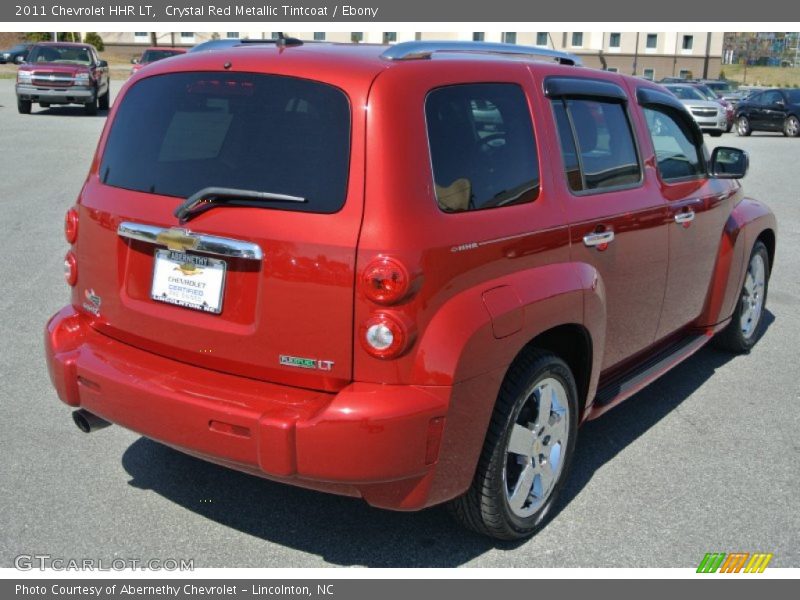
[582,230,615,247]
[674,210,695,225]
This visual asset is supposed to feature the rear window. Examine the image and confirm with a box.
[100,72,351,214]
[425,83,539,213]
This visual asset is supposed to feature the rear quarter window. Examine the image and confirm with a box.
[100,72,351,214]
[425,83,540,213]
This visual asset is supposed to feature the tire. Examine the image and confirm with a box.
[714,241,770,353]
[725,122,733,133]
[736,115,752,137]
[448,350,579,540]
[84,96,98,116]
[98,90,110,111]
[709,130,723,137]
[783,115,800,138]
[17,98,31,114]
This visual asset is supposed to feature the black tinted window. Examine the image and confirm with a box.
[141,49,181,63]
[100,72,351,214]
[29,45,92,65]
[552,98,641,192]
[643,106,704,181]
[426,84,539,213]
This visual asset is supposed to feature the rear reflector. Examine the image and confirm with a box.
[425,417,446,465]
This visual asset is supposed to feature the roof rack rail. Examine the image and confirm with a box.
[380,41,581,66]
[240,33,303,48]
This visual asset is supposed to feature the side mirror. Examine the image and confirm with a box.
[131,57,139,64]
[14,55,24,64]
[709,147,748,179]
[98,59,108,68]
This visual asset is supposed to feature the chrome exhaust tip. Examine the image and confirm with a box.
[72,409,111,433]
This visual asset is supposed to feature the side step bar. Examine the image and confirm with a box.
[589,333,710,419]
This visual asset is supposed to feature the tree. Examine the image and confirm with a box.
[84,32,104,51]
[57,32,81,42]
[24,32,53,43]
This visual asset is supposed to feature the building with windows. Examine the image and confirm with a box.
[92,31,724,80]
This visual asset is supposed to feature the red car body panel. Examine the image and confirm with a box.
[45,44,777,510]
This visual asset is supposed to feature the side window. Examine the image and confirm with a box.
[642,106,704,181]
[763,91,783,105]
[426,83,539,213]
[552,98,641,192]
[749,92,764,105]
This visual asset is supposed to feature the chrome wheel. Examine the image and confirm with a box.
[740,253,766,340]
[737,116,750,136]
[785,116,800,137]
[504,377,570,518]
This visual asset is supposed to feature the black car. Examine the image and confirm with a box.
[0,43,33,64]
[735,88,800,137]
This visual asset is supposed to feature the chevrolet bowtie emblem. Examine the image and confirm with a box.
[156,228,199,252]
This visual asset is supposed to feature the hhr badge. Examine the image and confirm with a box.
[279,355,334,371]
[83,289,102,316]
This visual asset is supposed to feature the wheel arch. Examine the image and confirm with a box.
[512,323,594,419]
[757,227,776,274]
[699,197,777,327]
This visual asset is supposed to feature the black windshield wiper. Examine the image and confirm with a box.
[174,187,307,223]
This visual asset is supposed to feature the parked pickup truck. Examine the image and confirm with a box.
[16,42,110,115]
[45,40,776,540]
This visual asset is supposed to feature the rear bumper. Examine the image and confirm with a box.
[45,307,452,510]
[16,84,94,104]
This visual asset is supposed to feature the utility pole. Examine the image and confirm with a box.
[743,37,749,84]
[632,32,640,76]
[703,32,712,78]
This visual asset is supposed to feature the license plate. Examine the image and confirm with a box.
[151,250,226,314]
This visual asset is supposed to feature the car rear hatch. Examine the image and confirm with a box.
[74,69,368,392]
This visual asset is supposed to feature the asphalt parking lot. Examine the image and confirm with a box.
[0,78,798,569]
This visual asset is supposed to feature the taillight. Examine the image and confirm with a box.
[360,312,411,359]
[361,257,410,305]
[64,251,77,286]
[64,208,78,244]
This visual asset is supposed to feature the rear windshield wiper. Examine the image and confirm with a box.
[174,186,307,223]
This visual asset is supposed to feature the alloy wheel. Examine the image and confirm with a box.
[785,116,800,137]
[740,252,766,340]
[504,377,570,518]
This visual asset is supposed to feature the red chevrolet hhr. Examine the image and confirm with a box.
[45,40,776,539]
